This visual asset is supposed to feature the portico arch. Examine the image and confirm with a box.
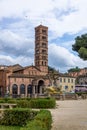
[20,84,25,94]
[0,86,2,97]
[12,84,18,95]
[37,80,44,94]
[27,84,32,94]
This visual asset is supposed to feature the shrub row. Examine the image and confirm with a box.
[0,98,17,103]
[17,100,30,108]
[29,98,56,108]
[75,92,87,96]
[21,110,52,130]
[0,98,56,108]
[17,98,56,108]
[0,108,38,126]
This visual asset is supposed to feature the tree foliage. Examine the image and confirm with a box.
[48,66,59,87]
[72,34,87,60]
[48,66,56,71]
[68,66,80,72]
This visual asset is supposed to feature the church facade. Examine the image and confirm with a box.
[6,25,50,98]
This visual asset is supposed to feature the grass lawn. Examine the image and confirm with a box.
[0,125,22,130]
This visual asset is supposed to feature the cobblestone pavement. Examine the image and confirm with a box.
[50,100,87,130]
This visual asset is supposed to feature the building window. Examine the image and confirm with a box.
[12,84,18,95]
[71,86,73,89]
[42,43,46,48]
[68,78,70,83]
[27,85,32,94]
[20,84,25,94]
[42,56,46,60]
[42,29,46,34]
[65,86,68,89]
[42,36,46,40]
[42,50,46,53]
[64,78,66,82]
[71,79,73,83]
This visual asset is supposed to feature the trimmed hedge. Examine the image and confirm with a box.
[35,110,52,129]
[76,92,87,96]
[0,98,16,103]
[21,120,47,130]
[0,98,56,108]
[21,110,52,130]
[16,98,56,108]
[0,108,38,126]
[29,98,56,108]
[17,100,31,108]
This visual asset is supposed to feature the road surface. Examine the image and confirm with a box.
[50,100,87,130]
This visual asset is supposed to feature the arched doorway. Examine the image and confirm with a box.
[37,80,44,94]
[20,84,25,94]
[0,86,2,97]
[12,84,18,97]
[27,84,32,96]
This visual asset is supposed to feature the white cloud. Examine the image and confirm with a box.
[49,44,87,72]
[0,0,87,72]
[0,54,33,66]
[0,30,34,57]
[1,0,87,37]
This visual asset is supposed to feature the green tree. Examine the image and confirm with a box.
[72,34,87,60]
[68,66,80,72]
[48,66,59,86]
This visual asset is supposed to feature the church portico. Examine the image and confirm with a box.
[9,76,49,98]
[37,80,44,94]
[4,25,50,98]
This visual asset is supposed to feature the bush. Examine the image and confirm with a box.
[35,110,52,130]
[0,100,5,103]
[21,110,52,130]
[0,108,38,126]
[76,92,87,96]
[30,98,56,108]
[0,98,56,108]
[0,98,16,103]
[21,120,47,130]
[17,100,31,108]
[7,99,17,104]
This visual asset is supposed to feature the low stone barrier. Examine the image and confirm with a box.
[51,93,78,100]
[0,103,17,109]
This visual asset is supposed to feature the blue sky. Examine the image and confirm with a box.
[0,0,87,72]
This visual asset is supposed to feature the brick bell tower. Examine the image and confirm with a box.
[35,25,48,74]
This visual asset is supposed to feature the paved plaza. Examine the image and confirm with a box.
[50,100,87,130]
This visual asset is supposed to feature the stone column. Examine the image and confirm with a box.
[18,85,20,96]
[32,86,35,97]
[10,85,12,97]
[25,85,27,97]
[35,85,38,94]
[40,86,42,94]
